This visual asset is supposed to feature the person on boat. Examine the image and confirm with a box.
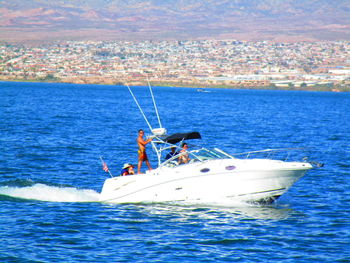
[120,163,135,176]
[137,129,152,173]
[178,142,190,164]
[165,146,177,160]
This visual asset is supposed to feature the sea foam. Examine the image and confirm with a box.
[0,183,100,202]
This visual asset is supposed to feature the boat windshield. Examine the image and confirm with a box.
[161,147,233,167]
[190,148,233,160]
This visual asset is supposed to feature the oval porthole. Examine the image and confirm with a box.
[200,168,210,173]
[226,165,236,170]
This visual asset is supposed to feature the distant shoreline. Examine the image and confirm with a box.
[1,78,349,92]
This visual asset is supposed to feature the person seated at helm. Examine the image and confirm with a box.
[165,146,178,160]
[120,163,135,176]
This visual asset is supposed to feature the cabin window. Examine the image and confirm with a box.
[200,168,210,173]
[225,165,236,170]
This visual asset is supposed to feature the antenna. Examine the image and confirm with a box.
[126,82,167,137]
[147,77,162,128]
[126,84,153,132]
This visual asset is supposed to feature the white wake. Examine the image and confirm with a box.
[0,183,100,202]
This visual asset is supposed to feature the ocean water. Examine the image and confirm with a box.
[0,81,349,262]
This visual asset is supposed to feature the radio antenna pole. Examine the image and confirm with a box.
[126,84,153,132]
[147,77,162,128]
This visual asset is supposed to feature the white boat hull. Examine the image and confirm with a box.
[99,159,312,205]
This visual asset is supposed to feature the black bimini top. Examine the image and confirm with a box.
[163,132,201,144]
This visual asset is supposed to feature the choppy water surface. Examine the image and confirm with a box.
[1,81,349,262]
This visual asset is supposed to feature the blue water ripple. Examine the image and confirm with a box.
[1,82,350,262]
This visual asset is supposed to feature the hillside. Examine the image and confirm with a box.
[1,0,350,42]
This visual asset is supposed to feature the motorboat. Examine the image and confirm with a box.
[99,130,315,204]
[99,84,318,205]
[197,88,210,93]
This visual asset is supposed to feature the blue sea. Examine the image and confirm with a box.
[1,81,349,262]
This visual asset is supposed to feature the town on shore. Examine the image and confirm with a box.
[1,40,349,91]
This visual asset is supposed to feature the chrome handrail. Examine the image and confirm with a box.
[231,148,308,162]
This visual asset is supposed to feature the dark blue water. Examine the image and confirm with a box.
[1,81,349,262]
